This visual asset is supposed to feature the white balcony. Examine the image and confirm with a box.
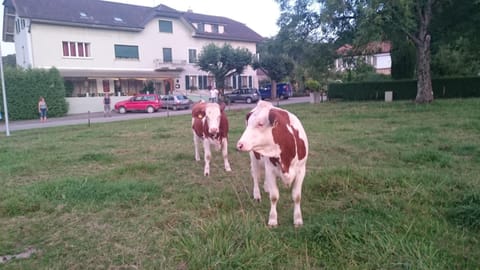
[154,59,187,71]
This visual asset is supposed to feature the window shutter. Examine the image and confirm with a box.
[249,76,252,88]
[198,76,203,89]
[185,76,190,90]
[232,76,237,89]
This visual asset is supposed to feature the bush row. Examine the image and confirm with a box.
[0,67,68,120]
[328,76,480,101]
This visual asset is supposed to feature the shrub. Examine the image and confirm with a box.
[0,67,68,120]
[328,76,480,101]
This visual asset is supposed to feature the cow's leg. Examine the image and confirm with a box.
[221,138,231,172]
[203,140,211,176]
[265,170,279,227]
[291,167,306,227]
[249,152,262,201]
[193,132,201,161]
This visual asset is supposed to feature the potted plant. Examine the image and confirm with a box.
[305,79,322,104]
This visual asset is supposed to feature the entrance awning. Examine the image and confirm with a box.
[56,67,182,79]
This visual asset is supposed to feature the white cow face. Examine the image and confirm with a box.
[236,101,279,157]
[205,103,222,134]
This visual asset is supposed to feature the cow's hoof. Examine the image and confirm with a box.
[294,223,303,228]
[267,220,278,228]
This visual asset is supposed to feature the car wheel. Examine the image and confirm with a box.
[146,106,154,113]
[118,106,127,114]
[246,97,252,104]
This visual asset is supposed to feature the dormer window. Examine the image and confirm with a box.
[79,12,87,18]
[194,23,223,34]
[212,24,219,33]
[114,17,124,23]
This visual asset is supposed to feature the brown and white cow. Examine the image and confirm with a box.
[192,101,231,176]
[236,100,308,227]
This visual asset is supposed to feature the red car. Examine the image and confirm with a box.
[114,94,162,114]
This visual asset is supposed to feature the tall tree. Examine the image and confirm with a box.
[252,53,294,100]
[276,0,440,103]
[197,43,253,92]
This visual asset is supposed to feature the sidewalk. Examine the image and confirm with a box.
[0,95,311,134]
[0,90,210,133]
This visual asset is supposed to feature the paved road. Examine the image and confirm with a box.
[0,96,311,133]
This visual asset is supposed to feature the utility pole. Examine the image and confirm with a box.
[0,43,11,136]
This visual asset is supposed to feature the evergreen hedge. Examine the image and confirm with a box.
[328,76,480,101]
[0,67,68,120]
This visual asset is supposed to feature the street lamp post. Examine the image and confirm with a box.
[0,43,11,136]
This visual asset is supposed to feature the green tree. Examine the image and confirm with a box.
[276,0,440,103]
[253,53,294,99]
[197,43,253,93]
[430,0,480,76]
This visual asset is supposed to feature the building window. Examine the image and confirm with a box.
[163,48,172,62]
[62,41,91,58]
[212,24,219,33]
[197,23,204,32]
[114,44,139,59]
[15,19,20,33]
[159,20,173,33]
[188,49,197,63]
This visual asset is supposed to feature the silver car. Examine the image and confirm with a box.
[160,94,192,110]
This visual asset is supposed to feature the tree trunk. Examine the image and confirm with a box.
[271,80,278,101]
[415,34,434,103]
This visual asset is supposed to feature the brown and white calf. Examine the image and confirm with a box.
[236,101,308,227]
[192,101,231,176]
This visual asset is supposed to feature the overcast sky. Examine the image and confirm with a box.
[0,0,281,56]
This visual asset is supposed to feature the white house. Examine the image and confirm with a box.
[335,41,392,75]
[2,0,264,98]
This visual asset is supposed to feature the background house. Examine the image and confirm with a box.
[2,0,263,97]
[335,41,392,75]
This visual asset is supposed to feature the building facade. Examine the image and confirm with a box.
[335,41,392,75]
[2,0,263,97]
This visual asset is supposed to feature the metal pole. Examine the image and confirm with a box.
[0,43,11,136]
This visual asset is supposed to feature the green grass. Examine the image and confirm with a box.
[0,98,479,269]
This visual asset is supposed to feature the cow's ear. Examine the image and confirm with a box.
[268,108,287,126]
[219,102,226,112]
[246,111,253,121]
[196,111,205,119]
[192,102,206,119]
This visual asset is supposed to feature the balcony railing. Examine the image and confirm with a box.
[153,59,187,70]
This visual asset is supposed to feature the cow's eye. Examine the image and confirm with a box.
[257,122,264,127]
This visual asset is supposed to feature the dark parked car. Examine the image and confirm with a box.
[114,94,162,114]
[259,83,293,100]
[224,88,260,104]
[161,94,192,110]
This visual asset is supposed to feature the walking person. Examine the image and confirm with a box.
[38,96,48,122]
[209,87,219,103]
[103,93,111,117]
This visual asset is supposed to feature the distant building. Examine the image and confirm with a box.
[2,0,263,96]
[335,41,392,75]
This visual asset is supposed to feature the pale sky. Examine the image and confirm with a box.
[0,0,281,56]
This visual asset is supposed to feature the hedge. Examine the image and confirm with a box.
[328,76,480,101]
[0,67,68,120]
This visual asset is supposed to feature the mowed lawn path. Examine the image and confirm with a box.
[1,99,479,269]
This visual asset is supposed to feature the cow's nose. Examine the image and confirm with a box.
[209,127,218,134]
[236,142,244,151]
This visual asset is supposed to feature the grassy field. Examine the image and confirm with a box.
[0,98,479,269]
